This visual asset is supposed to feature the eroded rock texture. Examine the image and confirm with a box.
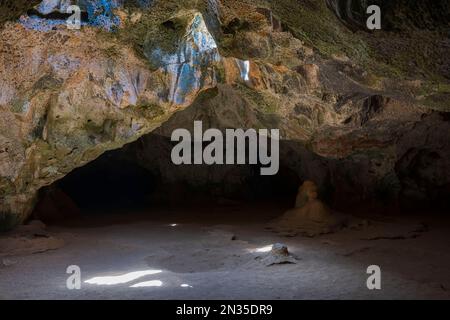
[1,0,450,229]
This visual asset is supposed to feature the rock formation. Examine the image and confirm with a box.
[271,181,350,236]
[258,243,298,266]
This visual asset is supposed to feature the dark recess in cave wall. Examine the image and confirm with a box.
[0,0,40,25]
[33,133,301,221]
[326,0,450,32]
[25,8,90,22]
[33,128,450,223]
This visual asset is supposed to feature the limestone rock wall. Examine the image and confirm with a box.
[0,1,224,227]
[1,0,449,229]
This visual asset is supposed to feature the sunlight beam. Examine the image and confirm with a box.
[85,270,162,286]
[130,280,163,288]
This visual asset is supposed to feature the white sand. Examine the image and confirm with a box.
[0,205,449,300]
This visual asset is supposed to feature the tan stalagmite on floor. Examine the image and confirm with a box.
[272,181,363,237]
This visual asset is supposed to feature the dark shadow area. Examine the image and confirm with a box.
[32,133,301,224]
[57,153,157,210]
[26,8,90,22]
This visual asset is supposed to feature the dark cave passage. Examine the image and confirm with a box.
[31,131,450,225]
[32,134,301,224]
[56,154,158,211]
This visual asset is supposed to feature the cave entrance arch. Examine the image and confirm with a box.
[32,133,301,224]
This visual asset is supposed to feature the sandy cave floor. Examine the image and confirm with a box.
[1,203,450,300]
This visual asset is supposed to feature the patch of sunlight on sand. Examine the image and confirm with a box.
[250,245,273,253]
[130,280,163,288]
[85,270,162,286]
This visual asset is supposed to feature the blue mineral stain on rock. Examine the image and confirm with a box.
[20,0,122,31]
[36,0,66,15]
[148,12,220,105]
[174,64,197,105]
[19,15,68,32]
[84,0,120,29]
